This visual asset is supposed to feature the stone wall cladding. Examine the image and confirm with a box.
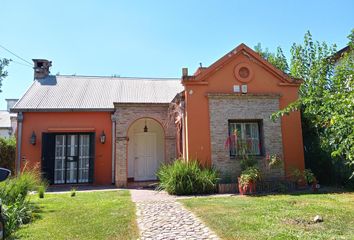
[208,94,284,179]
[113,104,176,187]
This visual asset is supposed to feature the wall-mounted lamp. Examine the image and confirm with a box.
[30,131,36,145]
[100,131,106,144]
[144,119,148,133]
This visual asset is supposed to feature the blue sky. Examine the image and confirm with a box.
[0,0,353,109]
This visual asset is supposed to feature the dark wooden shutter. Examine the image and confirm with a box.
[88,133,95,183]
[41,133,55,184]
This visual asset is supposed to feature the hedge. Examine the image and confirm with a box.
[0,137,16,173]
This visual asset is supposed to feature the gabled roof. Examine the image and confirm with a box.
[183,43,302,85]
[12,75,183,112]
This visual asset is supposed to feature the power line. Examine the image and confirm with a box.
[11,60,32,68]
[0,44,33,66]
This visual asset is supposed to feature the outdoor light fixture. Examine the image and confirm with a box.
[144,119,148,133]
[100,131,106,144]
[30,131,36,145]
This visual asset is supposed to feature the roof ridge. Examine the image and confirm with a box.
[55,75,180,80]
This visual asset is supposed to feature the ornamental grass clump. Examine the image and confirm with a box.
[0,166,43,237]
[157,159,219,195]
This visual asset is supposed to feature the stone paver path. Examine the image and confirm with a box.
[130,189,219,240]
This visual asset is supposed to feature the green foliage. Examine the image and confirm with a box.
[70,187,76,197]
[290,168,303,182]
[0,169,42,237]
[266,153,284,169]
[0,170,41,205]
[240,154,257,171]
[236,140,257,171]
[157,159,219,195]
[239,167,260,187]
[303,169,316,184]
[268,30,354,179]
[290,168,317,185]
[2,197,33,236]
[0,58,11,92]
[38,184,47,199]
[254,43,289,72]
[0,136,16,173]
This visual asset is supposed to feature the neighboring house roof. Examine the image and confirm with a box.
[331,46,351,62]
[12,75,183,112]
[0,111,12,128]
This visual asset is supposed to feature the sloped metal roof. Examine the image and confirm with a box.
[0,111,11,128]
[12,75,183,112]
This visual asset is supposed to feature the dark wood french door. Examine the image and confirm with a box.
[42,133,95,184]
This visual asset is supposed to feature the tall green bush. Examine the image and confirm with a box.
[157,159,219,195]
[257,30,354,186]
[0,168,43,238]
[0,136,16,173]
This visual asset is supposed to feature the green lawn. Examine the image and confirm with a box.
[180,192,354,240]
[15,190,138,240]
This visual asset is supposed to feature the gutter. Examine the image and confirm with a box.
[16,112,23,175]
[10,108,115,113]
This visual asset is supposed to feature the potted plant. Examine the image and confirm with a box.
[225,129,260,194]
[238,167,260,195]
[303,169,319,192]
[291,168,318,191]
[291,168,305,188]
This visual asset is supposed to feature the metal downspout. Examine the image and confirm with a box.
[181,101,186,160]
[111,114,116,184]
[16,112,24,175]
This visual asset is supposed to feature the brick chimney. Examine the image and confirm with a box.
[33,59,52,79]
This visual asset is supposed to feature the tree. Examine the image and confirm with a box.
[0,58,11,93]
[257,30,354,182]
[254,43,289,73]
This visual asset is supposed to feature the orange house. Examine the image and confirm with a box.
[12,44,304,187]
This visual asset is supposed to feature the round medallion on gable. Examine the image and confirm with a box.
[234,63,254,83]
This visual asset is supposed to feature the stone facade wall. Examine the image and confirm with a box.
[113,103,176,187]
[208,94,284,180]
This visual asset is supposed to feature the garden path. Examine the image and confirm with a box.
[130,189,219,240]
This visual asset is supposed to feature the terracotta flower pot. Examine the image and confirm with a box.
[238,178,256,195]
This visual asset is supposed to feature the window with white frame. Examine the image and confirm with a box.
[228,121,262,157]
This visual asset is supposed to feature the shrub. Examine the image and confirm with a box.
[303,169,316,184]
[157,159,219,195]
[2,197,33,236]
[0,137,16,173]
[0,169,41,205]
[0,167,42,238]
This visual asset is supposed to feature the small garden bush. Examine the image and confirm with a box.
[0,167,44,238]
[157,159,219,195]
